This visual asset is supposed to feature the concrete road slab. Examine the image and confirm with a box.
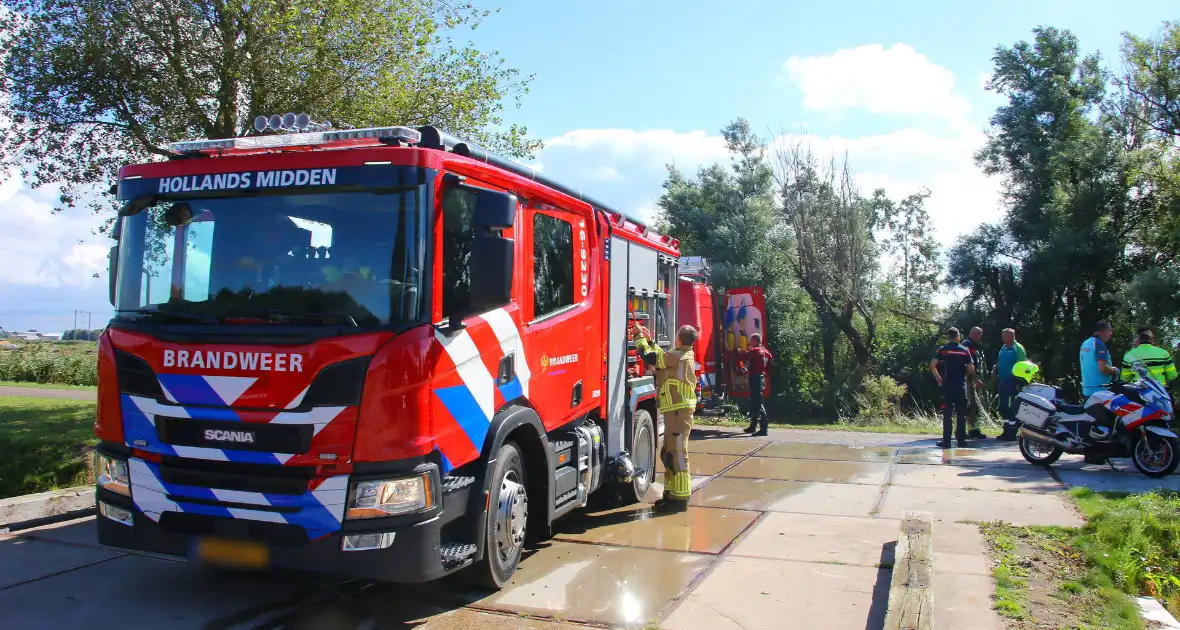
[892,463,1064,493]
[687,437,765,456]
[879,485,1082,527]
[686,478,889,517]
[688,453,741,476]
[476,541,713,627]
[723,457,890,485]
[0,537,122,588]
[756,442,894,462]
[1055,456,1134,471]
[934,522,991,576]
[935,570,1004,630]
[764,481,885,517]
[1056,468,1180,492]
[730,512,897,567]
[0,553,336,630]
[662,556,889,630]
[554,504,757,554]
[19,517,100,547]
[415,609,587,629]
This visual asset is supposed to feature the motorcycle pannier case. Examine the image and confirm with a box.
[1015,392,1054,429]
[1021,383,1057,401]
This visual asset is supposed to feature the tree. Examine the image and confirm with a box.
[656,119,822,411]
[952,26,1153,387]
[871,188,941,307]
[773,142,879,394]
[0,0,538,217]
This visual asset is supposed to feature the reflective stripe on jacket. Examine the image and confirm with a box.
[636,337,698,412]
[1121,344,1179,384]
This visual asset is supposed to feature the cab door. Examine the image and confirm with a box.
[523,201,598,430]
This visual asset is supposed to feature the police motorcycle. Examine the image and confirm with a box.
[1015,362,1180,477]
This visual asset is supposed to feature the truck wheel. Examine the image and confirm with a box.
[472,442,528,589]
[620,409,657,505]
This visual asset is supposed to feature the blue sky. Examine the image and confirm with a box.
[1,1,1175,333]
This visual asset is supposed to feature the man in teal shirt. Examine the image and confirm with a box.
[994,328,1027,441]
[1080,320,1118,398]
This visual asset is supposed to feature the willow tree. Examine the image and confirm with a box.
[0,0,538,215]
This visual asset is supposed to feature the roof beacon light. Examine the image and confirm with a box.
[322,126,421,144]
[166,123,422,155]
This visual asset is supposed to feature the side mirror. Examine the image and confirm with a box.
[108,245,119,307]
[468,190,516,314]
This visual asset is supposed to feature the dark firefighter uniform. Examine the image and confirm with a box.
[740,343,775,435]
[932,338,974,447]
[635,326,697,508]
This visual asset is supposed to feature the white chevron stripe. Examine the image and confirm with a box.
[435,327,496,422]
[202,376,257,406]
[210,488,271,506]
[227,507,287,523]
[483,307,530,396]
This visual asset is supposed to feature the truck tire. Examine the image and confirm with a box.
[618,409,657,505]
[472,441,528,589]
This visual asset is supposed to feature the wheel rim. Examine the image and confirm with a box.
[1021,436,1057,461]
[633,424,654,495]
[1134,436,1174,474]
[493,471,527,561]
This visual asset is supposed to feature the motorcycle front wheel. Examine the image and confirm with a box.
[1018,434,1063,467]
[1130,433,1180,478]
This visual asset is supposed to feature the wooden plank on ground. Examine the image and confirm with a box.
[883,510,934,630]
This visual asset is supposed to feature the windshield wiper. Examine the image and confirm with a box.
[122,309,222,324]
[241,310,360,328]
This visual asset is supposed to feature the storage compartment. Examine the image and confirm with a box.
[553,465,578,499]
[1015,392,1054,428]
[1022,383,1057,401]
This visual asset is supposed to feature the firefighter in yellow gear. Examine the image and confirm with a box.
[632,321,698,512]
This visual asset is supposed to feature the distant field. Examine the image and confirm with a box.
[0,341,98,386]
[0,396,97,499]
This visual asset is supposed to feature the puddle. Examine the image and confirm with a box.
[756,443,894,462]
[475,541,713,627]
[687,438,765,456]
[723,457,890,485]
[685,453,741,476]
[554,503,757,554]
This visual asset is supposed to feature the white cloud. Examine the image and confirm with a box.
[0,173,113,332]
[783,44,972,126]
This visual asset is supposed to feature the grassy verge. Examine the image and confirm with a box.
[981,522,1142,629]
[1070,488,1180,616]
[0,380,97,392]
[980,488,1180,629]
[0,396,98,499]
[694,408,993,435]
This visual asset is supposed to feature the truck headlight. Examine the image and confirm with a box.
[346,472,434,519]
[95,453,130,496]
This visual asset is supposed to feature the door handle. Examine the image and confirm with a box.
[571,381,583,408]
[498,354,515,386]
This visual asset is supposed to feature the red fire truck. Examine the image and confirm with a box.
[677,257,772,415]
[93,119,684,588]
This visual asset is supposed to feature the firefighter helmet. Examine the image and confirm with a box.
[1012,360,1039,384]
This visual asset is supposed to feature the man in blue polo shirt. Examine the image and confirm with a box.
[1080,320,1118,398]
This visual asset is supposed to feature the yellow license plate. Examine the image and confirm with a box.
[194,537,270,570]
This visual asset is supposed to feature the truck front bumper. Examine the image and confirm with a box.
[95,483,478,584]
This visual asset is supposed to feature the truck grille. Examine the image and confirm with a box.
[158,456,314,495]
[155,416,313,454]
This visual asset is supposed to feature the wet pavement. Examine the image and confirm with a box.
[3,426,1175,629]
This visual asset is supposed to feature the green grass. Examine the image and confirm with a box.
[0,342,98,386]
[696,407,997,435]
[0,396,97,499]
[980,521,1145,630]
[0,381,97,391]
[1069,487,1180,617]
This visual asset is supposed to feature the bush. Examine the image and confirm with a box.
[852,374,908,419]
[0,342,98,386]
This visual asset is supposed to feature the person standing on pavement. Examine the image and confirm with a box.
[930,327,977,448]
[739,333,775,437]
[633,321,698,512]
[962,326,987,439]
[994,328,1027,441]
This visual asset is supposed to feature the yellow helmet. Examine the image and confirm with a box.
[1012,360,1039,383]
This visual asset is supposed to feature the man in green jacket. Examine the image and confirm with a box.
[1121,329,1178,385]
[994,328,1027,441]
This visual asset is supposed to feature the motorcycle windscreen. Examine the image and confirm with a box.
[720,286,769,398]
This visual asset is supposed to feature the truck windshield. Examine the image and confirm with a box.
[113,189,428,328]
